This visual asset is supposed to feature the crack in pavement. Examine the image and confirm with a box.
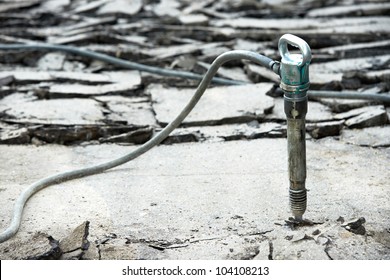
[268,239,274,260]
[324,244,333,260]
[100,229,275,252]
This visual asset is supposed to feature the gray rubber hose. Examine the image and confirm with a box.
[0,50,277,243]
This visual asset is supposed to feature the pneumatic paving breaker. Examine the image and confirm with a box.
[278,34,312,220]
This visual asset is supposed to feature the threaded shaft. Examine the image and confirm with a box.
[289,188,307,219]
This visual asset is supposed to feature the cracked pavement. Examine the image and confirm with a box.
[0,138,389,259]
[0,0,389,260]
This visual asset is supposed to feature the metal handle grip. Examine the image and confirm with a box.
[278,34,311,66]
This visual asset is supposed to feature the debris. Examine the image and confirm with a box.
[179,14,209,26]
[334,106,379,120]
[99,127,153,144]
[291,233,312,243]
[0,94,105,125]
[312,229,321,236]
[94,95,156,127]
[345,106,388,128]
[233,246,260,260]
[25,233,62,260]
[0,75,14,87]
[47,82,140,97]
[317,236,330,246]
[99,238,161,260]
[306,102,335,122]
[145,42,224,60]
[266,98,334,123]
[341,126,390,147]
[211,17,390,45]
[149,83,274,126]
[0,0,41,13]
[310,72,344,89]
[148,244,167,251]
[153,0,181,18]
[285,217,324,229]
[197,61,251,83]
[307,120,344,139]
[317,40,390,60]
[60,221,90,253]
[0,70,114,84]
[72,0,109,14]
[337,216,345,223]
[342,217,366,235]
[37,52,66,71]
[307,3,390,18]
[97,0,143,16]
[99,243,137,259]
[0,123,30,144]
[311,55,390,75]
[162,128,201,144]
[212,17,379,30]
[30,125,99,145]
[244,63,280,83]
[162,122,286,144]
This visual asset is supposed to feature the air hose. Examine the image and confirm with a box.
[0,43,244,86]
[0,43,389,101]
[0,50,279,243]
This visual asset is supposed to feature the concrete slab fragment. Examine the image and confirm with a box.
[95,96,156,127]
[149,83,274,126]
[307,120,344,139]
[317,98,374,113]
[179,14,209,25]
[60,221,90,253]
[197,62,252,83]
[341,126,390,147]
[97,0,142,16]
[211,17,390,31]
[48,82,140,96]
[266,98,334,123]
[307,3,390,18]
[345,106,388,128]
[0,70,111,84]
[334,105,381,120]
[311,55,390,74]
[0,232,61,260]
[0,93,105,125]
[99,127,153,144]
[0,69,141,85]
[0,95,155,145]
[245,63,280,83]
[0,122,30,144]
[37,52,66,71]
[163,122,286,144]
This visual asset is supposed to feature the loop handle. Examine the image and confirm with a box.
[278,34,311,66]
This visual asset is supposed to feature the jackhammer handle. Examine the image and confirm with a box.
[278,34,311,66]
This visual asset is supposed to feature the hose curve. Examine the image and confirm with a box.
[0,50,275,243]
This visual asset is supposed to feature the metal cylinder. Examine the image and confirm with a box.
[278,34,311,220]
[285,97,307,220]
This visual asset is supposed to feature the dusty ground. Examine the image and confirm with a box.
[0,0,389,259]
[0,139,389,259]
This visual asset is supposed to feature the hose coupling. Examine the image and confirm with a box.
[279,34,311,96]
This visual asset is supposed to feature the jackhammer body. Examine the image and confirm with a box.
[278,34,312,220]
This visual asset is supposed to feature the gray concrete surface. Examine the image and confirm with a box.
[149,83,274,125]
[0,138,389,259]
